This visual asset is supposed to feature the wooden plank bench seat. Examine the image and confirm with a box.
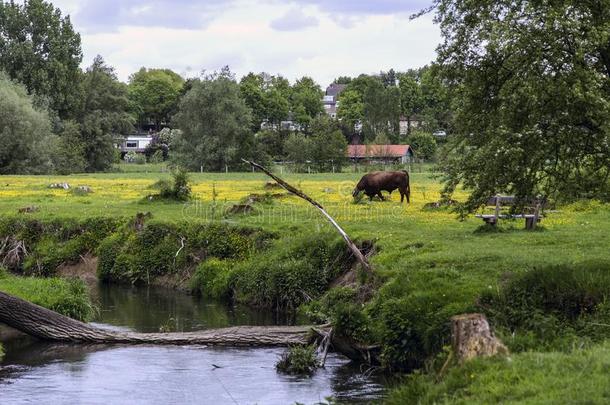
[475,195,545,229]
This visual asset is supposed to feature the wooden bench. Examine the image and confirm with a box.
[475,195,545,230]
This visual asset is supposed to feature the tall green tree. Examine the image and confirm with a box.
[290,76,323,131]
[0,0,82,119]
[0,73,53,174]
[363,79,400,140]
[78,56,134,171]
[239,73,266,131]
[337,89,364,136]
[128,68,184,130]
[173,68,252,171]
[309,115,348,171]
[398,73,424,135]
[432,0,610,208]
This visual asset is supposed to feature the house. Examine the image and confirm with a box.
[347,144,415,164]
[322,83,347,118]
[118,135,153,157]
[399,115,424,136]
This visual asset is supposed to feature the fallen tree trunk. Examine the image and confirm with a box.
[0,291,316,346]
[241,158,372,273]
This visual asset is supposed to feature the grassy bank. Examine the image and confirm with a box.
[0,170,609,399]
[0,267,95,321]
[386,341,610,404]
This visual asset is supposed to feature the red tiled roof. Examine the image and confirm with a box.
[347,144,413,158]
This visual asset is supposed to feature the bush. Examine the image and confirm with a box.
[148,167,191,201]
[479,261,610,351]
[276,345,319,375]
[407,131,437,161]
[124,151,146,164]
[190,259,235,299]
[98,222,274,284]
[229,233,352,310]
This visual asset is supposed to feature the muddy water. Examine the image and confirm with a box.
[0,284,387,404]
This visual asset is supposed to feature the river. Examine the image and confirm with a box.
[0,284,387,404]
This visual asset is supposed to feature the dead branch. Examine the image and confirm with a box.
[241,159,371,273]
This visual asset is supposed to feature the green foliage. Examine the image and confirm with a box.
[78,56,134,172]
[0,73,54,174]
[98,222,272,284]
[149,167,191,201]
[173,68,253,171]
[479,261,610,351]
[149,150,164,164]
[276,345,319,375]
[190,258,234,299]
[49,120,87,174]
[407,131,437,161]
[229,233,351,310]
[386,342,610,405]
[0,0,82,118]
[0,217,119,274]
[434,1,610,208]
[290,76,323,131]
[0,273,95,321]
[128,67,184,130]
[309,117,348,172]
[337,89,364,135]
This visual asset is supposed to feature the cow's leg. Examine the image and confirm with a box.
[377,192,385,201]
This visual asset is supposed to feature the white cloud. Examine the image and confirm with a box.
[269,8,318,31]
[52,0,441,86]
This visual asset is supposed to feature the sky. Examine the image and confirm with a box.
[50,0,440,86]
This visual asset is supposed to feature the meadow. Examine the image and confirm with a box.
[1,165,609,401]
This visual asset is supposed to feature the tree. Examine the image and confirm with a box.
[406,131,437,161]
[78,56,134,172]
[432,0,610,208]
[309,116,348,171]
[49,120,87,174]
[398,74,424,135]
[0,0,82,119]
[284,133,312,172]
[173,68,252,171]
[128,68,184,130]
[337,89,364,138]
[0,73,53,174]
[240,73,266,131]
[290,76,323,131]
[363,80,400,140]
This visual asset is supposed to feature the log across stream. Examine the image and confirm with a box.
[0,290,320,346]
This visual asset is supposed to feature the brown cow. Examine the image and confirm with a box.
[352,170,410,203]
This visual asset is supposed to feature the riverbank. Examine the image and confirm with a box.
[1,171,609,401]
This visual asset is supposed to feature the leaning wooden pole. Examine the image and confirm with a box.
[242,159,372,273]
[0,291,316,346]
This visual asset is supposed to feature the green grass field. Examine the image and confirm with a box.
[1,167,609,402]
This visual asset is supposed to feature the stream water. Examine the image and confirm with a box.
[0,284,387,404]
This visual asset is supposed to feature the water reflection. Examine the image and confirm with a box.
[0,284,386,404]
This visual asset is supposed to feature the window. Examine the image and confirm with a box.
[126,141,138,148]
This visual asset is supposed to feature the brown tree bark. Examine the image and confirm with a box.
[0,291,316,346]
[451,313,508,363]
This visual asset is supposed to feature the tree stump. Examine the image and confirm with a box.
[451,313,507,363]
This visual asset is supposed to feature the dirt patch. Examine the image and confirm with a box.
[57,254,99,285]
[153,268,194,291]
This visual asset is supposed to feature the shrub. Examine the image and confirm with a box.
[190,259,235,299]
[275,345,319,375]
[148,167,191,201]
[230,233,352,310]
[479,261,610,351]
